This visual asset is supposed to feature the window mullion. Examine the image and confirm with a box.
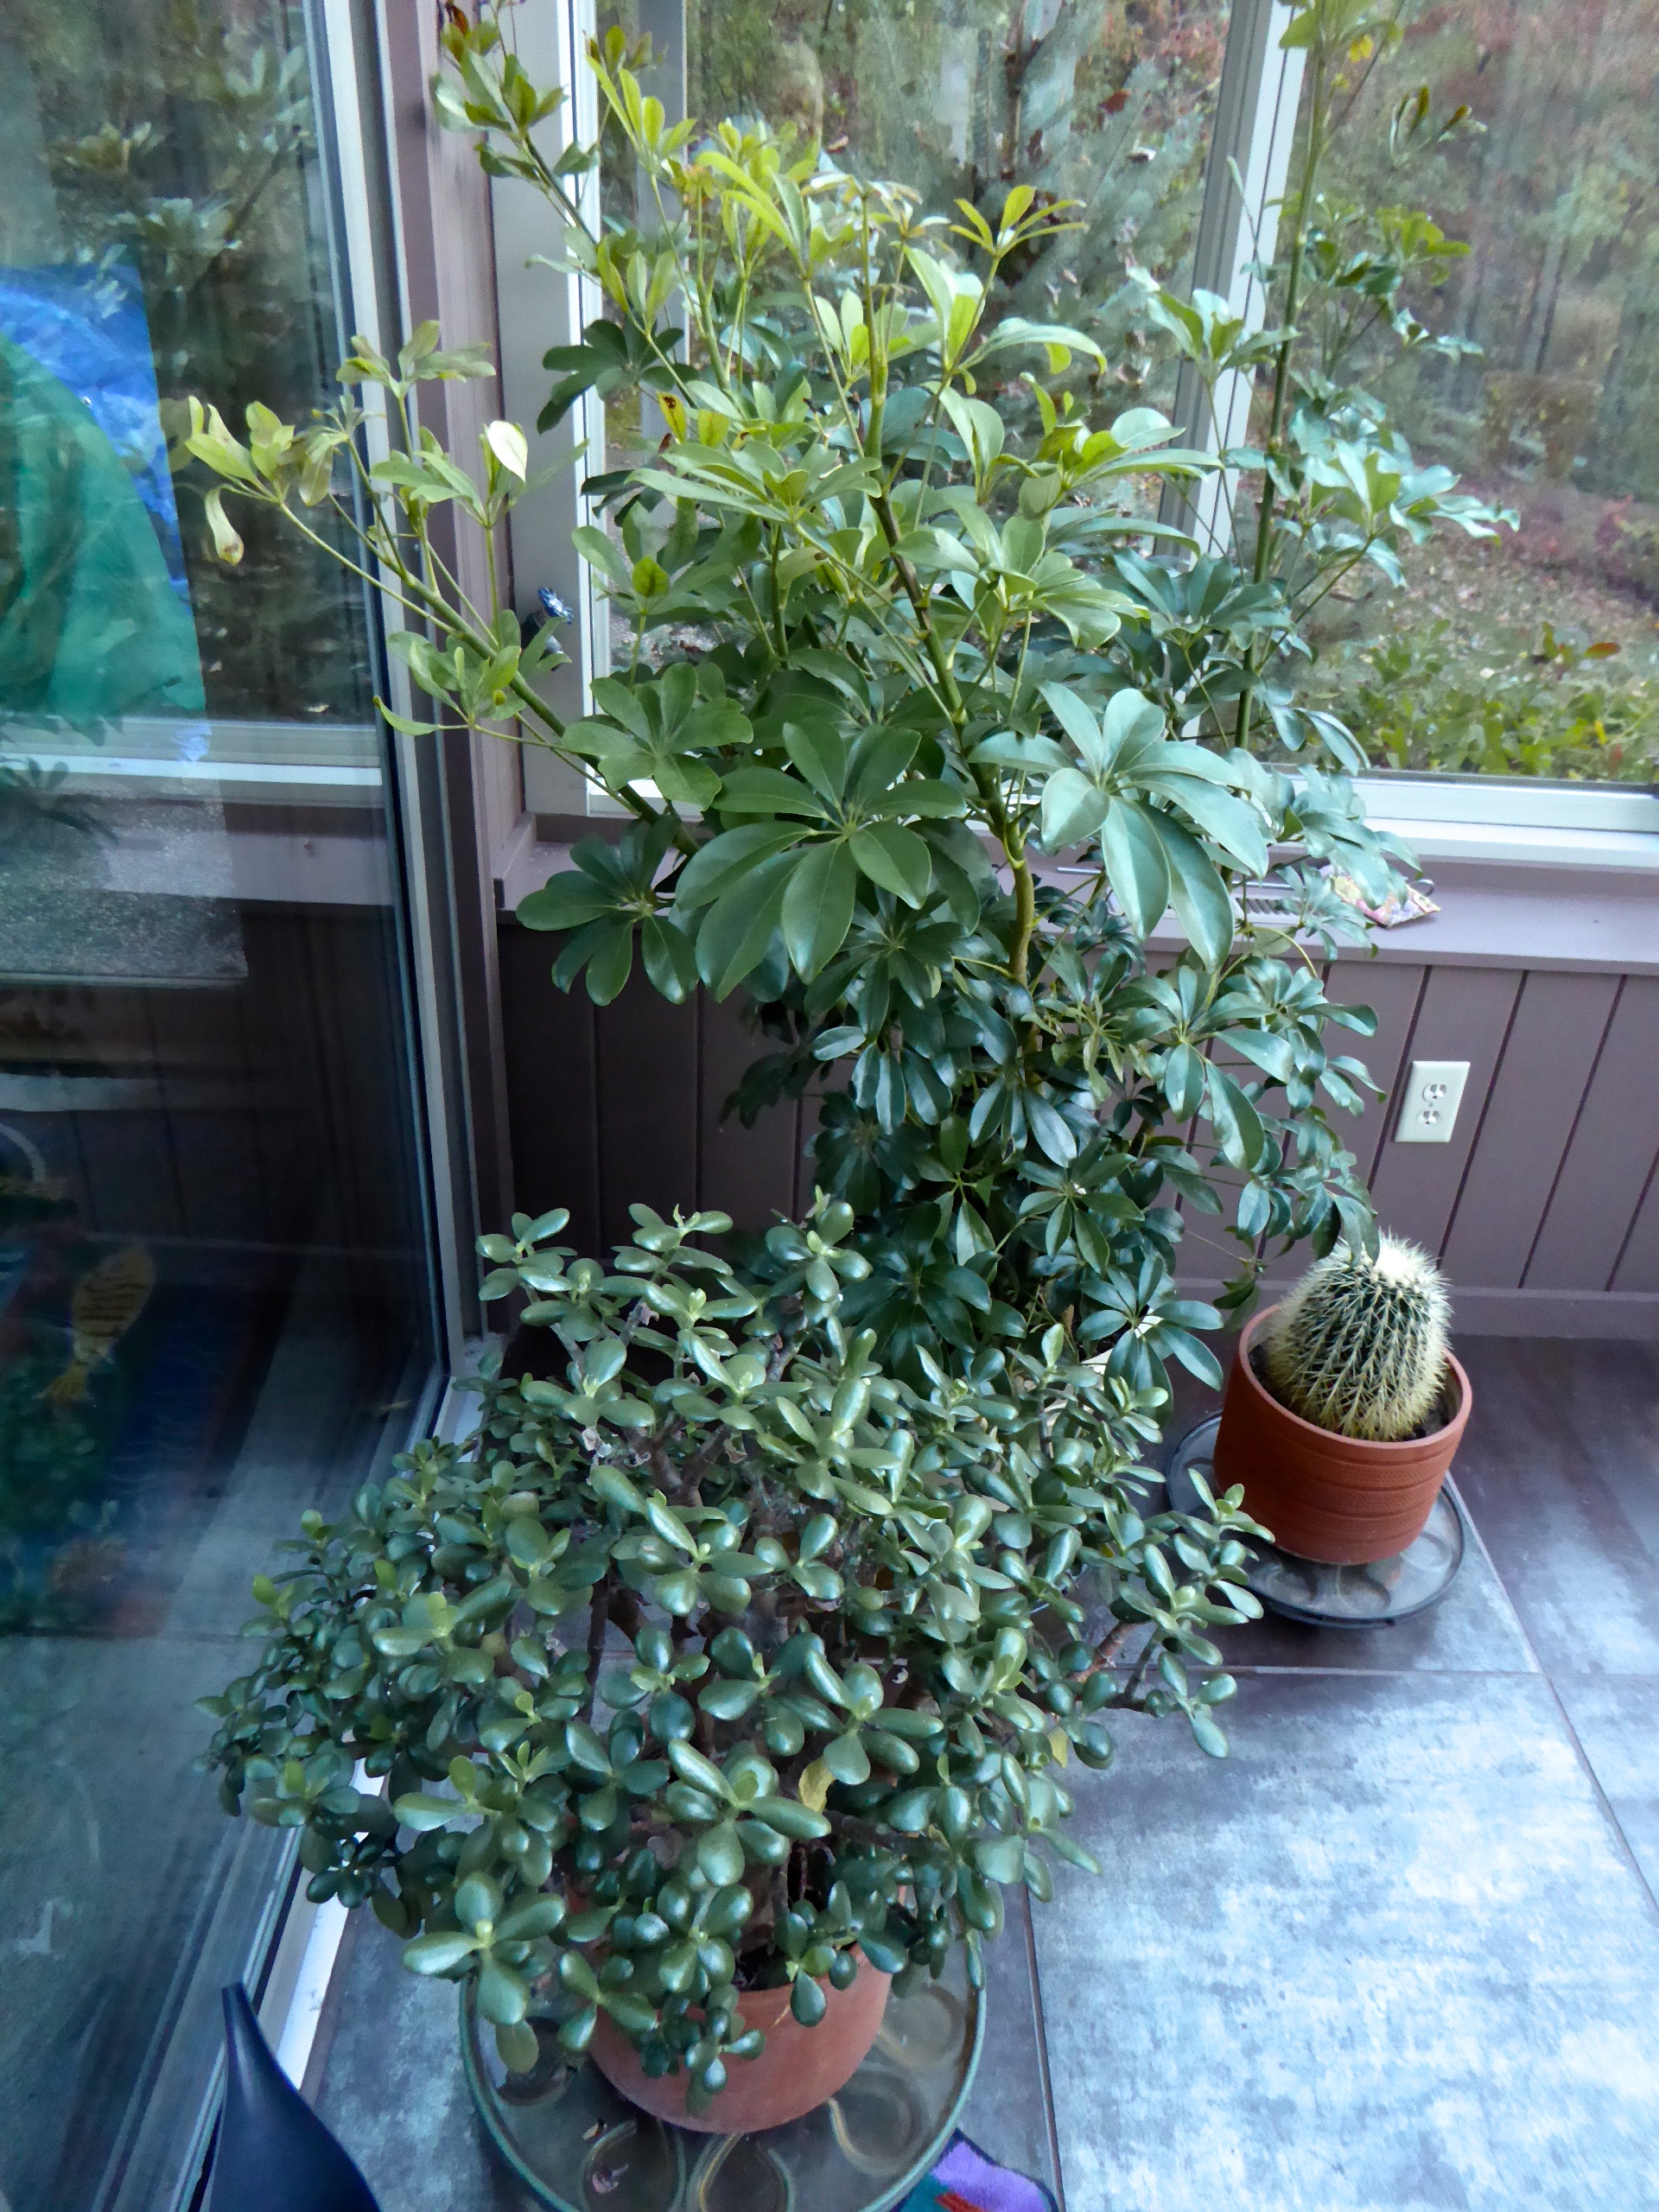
[495,0,607,817]
[1162,0,1306,556]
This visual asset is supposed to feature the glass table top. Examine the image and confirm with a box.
[1166,1415,1466,1627]
[461,1947,983,2212]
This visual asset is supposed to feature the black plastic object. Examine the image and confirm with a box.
[207,1982,381,2212]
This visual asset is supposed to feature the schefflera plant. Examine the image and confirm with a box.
[200,1199,1265,2111]
[180,10,1421,1403]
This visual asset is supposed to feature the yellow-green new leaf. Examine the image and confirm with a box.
[203,487,244,566]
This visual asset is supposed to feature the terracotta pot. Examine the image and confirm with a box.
[1211,1306,1472,1566]
[588,1957,891,2133]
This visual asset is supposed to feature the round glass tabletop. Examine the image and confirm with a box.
[461,1948,984,2212]
[1166,1415,1466,1627]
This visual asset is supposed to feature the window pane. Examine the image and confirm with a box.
[1304,0,1659,783]
[0,3,438,2207]
[581,0,1231,717]
[598,1,1231,460]
[690,0,1230,418]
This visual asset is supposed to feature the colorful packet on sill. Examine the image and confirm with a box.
[1325,869,1440,929]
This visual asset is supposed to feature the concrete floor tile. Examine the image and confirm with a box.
[1552,1674,1659,1907]
[1450,1339,1659,1676]
[962,1887,1064,2202]
[314,1919,525,2212]
[1033,1672,1659,2212]
[1160,1405,1537,1675]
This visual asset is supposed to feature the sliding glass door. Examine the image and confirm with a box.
[0,3,444,2206]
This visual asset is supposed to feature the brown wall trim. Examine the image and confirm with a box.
[377,0,518,1255]
[1179,1280,1659,1341]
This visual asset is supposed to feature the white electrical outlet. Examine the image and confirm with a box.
[1395,1059,1471,1145]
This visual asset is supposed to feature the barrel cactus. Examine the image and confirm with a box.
[1260,1236,1451,1442]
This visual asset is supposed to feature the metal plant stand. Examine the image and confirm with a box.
[461,1947,984,2212]
[1166,1415,1466,1627]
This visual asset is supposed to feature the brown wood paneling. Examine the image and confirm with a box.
[696,991,800,1230]
[1611,1154,1659,1294]
[69,1109,191,1240]
[312,908,431,1262]
[56,986,188,1241]
[794,1088,826,1218]
[1526,976,1659,1292]
[1325,957,1427,1186]
[594,969,699,1249]
[498,920,1658,1318]
[1441,969,1622,1290]
[497,925,601,1254]
[1366,964,1523,1256]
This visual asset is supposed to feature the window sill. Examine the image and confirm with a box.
[498,818,1659,981]
[1356,776,1659,872]
[1327,857,1659,975]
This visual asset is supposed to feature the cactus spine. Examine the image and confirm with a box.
[1261,1236,1451,1442]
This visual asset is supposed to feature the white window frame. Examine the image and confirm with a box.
[1177,0,1659,863]
[492,0,608,817]
[488,0,1659,863]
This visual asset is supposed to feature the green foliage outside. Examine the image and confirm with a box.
[675,0,1230,428]
[1309,620,1659,783]
[1272,0,1659,775]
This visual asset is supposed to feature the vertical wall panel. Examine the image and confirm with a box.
[1441,969,1622,1289]
[794,1089,829,1218]
[1325,957,1427,1186]
[594,970,699,1249]
[1612,1156,1659,1294]
[499,922,1659,1320]
[1366,964,1522,1255]
[147,987,263,1246]
[697,991,801,1228]
[497,925,601,1254]
[1526,977,1659,1291]
[62,989,188,1242]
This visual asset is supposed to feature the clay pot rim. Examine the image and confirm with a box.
[588,1954,893,2133]
[1235,1303,1471,1457]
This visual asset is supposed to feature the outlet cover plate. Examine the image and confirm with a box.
[1395,1058,1471,1144]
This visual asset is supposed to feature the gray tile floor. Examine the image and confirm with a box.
[314,1338,1659,2212]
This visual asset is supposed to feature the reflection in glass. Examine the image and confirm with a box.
[0,4,436,2209]
[584,0,1230,696]
[694,0,1228,410]
[462,1942,982,2212]
[600,1,1230,449]
[1304,0,1659,781]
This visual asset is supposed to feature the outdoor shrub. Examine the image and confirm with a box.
[1314,620,1659,782]
[200,1198,1265,2104]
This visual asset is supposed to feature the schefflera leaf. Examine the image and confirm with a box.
[1036,683,1256,957]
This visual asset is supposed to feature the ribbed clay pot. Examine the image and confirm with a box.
[1211,1305,1471,1566]
[588,1958,891,2133]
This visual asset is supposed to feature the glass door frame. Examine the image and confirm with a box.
[99,0,512,2199]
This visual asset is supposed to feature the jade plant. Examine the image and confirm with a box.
[170,0,1525,1414]
[1260,1233,1450,1441]
[200,1198,1265,2107]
